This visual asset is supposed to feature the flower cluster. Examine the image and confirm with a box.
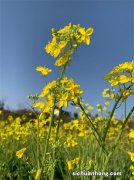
[102,88,115,99]
[67,157,80,170]
[34,77,83,112]
[104,61,134,86]
[128,131,134,178]
[128,151,134,177]
[65,135,78,148]
[45,23,94,66]
[34,23,93,113]
[0,116,31,144]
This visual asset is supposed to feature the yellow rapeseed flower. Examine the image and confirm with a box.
[130,176,134,180]
[45,37,67,58]
[55,55,69,66]
[73,157,80,164]
[78,131,86,137]
[103,107,107,111]
[119,62,134,71]
[105,101,110,106]
[78,27,94,45]
[16,147,26,159]
[35,169,41,180]
[97,103,102,112]
[66,135,78,147]
[36,66,52,76]
[118,75,131,84]
[129,130,134,139]
[58,92,68,107]
[33,101,44,109]
[67,157,80,170]
[67,160,73,170]
[102,88,110,97]
[132,70,134,83]
[39,80,57,97]
[55,49,74,66]
[45,23,94,60]
[128,152,134,162]
[109,77,119,86]
[130,165,134,176]
[104,60,134,87]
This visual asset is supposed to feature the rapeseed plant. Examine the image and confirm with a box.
[0,23,134,180]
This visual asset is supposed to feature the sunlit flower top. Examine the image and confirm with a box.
[34,23,93,111]
[45,23,94,66]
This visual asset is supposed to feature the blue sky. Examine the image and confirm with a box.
[0,0,134,118]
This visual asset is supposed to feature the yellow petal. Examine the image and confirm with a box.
[78,27,86,35]
[86,27,94,35]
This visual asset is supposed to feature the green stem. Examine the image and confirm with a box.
[102,95,122,142]
[112,105,134,151]
[125,99,126,119]
[100,152,112,180]
[96,147,104,170]
[102,85,132,145]
[37,116,40,169]
[30,106,42,169]
[78,101,106,153]
[55,108,62,142]
[50,63,68,179]
[51,107,62,180]
[40,99,56,178]
[100,105,134,180]
[102,85,132,143]
[59,62,68,80]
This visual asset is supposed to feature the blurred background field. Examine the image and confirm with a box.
[0,100,134,179]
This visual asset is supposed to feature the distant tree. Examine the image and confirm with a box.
[0,100,5,110]
[74,112,79,119]
[128,116,134,128]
